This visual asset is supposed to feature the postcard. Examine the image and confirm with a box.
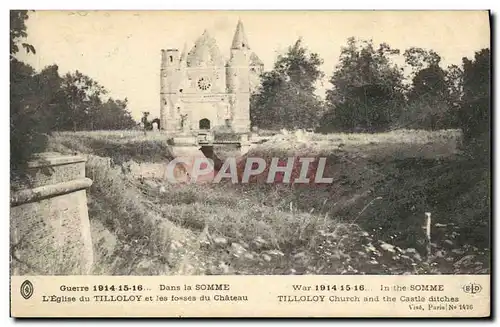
[10,10,491,318]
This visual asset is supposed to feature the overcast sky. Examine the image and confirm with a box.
[18,10,490,120]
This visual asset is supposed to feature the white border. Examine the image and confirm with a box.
[1,1,497,325]
[2,1,497,10]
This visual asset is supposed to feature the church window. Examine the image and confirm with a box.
[169,56,173,62]
[197,77,212,91]
[179,89,183,93]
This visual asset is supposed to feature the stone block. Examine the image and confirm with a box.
[10,153,94,275]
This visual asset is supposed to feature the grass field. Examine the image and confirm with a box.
[46,129,489,275]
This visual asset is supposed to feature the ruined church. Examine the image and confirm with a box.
[160,20,263,134]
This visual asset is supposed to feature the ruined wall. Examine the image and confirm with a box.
[10,153,94,275]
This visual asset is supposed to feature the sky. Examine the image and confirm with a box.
[18,10,490,121]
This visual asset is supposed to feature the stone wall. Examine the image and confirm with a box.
[10,152,94,275]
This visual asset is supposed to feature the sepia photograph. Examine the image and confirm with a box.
[10,9,491,276]
[8,9,491,318]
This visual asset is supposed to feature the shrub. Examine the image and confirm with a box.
[457,48,490,160]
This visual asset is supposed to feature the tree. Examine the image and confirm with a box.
[403,47,441,77]
[10,10,47,171]
[445,64,464,109]
[45,71,136,131]
[109,98,137,130]
[250,38,325,130]
[397,47,453,129]
[33,65,70,131]
[459,49,490,144]
[60,71,107,131]
[94,98,137,130]
[10,10,35,60]
[141,111,151,131]
[10,60,50,171]
[407,65,447,102]
[321,38,405,132]
[10,10,140,173]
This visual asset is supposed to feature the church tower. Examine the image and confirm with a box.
[160,20,261,135]
[160,48,181,131]
[227,20,251,133]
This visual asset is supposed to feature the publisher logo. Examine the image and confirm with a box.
[20,280,34,300]
[462,282,482,294]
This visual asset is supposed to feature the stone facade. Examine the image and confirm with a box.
[10,153,94,275]
[160,20,263,134]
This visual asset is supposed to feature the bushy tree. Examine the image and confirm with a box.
[397,47,453,129]
[403,47,441,74]
[10,10,46,171]
[91,98,136,130]
[321,38,405,132]
[59,71,107,131]
[11,10,139,172]
[459,49,490,141]
[250,38,324,130]
[458,48,490,163]
[445,64,464,108]
[55,71,137,131]
[10,10,35,60]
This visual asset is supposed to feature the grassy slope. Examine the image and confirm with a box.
[49,132,174,164]
[46,129,490,275]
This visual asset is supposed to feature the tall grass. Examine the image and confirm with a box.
[45,129,488,275]
[49,132,173,164]
[85,156,174,275]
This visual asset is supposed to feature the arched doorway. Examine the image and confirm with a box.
[199,118,211,130]
[151,118,160,130]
